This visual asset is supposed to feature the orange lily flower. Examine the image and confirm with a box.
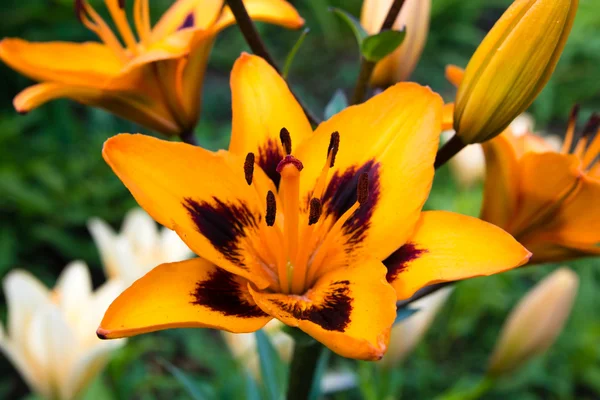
[481,107,600,263]
[97,53,530,360]
[0,0,303,136]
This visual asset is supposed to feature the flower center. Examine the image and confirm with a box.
[245,129,369,295]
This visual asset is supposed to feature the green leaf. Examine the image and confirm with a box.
[308,349,331,400]
[324,89,348,120]
[330,7,367,47]
[157,358,207,400]
[255,330,284,400]
[283,28,310,79]
[361,29,407,62]
[394,307,419,324]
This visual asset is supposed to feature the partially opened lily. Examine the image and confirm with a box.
[97,53,530,360]
[0,0,303,136]
[481,107,600,263]
[360,0,431,86]
[0,262,124,400]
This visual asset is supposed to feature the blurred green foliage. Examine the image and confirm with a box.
[0,0,599,399]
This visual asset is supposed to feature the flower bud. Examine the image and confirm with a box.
[487,268,578,377]
[361,0,431,85]
[454,0,578,144]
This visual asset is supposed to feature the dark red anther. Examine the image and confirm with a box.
[327,131,340,167]
[357,173,369,205]
[308,198,322,225]
[266,191,276,226]
[280,127,292,155]
[244,153,255,185]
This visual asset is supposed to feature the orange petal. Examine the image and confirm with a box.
[14,82,181,136]
[296,83,443,265]
[442,103,454,131]
[0,39,121,87]
[228,53,313,187]
[528,175,600,252]
[102,134,277,289]
[214,0,305,32]
[249,257,396,360]
[480,132,521,229]
[97,258,271,339]
[508,152,581,236]
[385,211,531,300]
[149,0,224,43]
[445,64,464,87]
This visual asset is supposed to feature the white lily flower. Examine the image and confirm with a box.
[0,261,125,400]
[381,287,453,368]
[88,208,192,285]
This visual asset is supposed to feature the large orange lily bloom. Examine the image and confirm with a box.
[97,54,530,360]
[481,108,600,263]
[0,0,303,136]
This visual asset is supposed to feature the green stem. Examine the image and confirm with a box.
[434,134,466,169]
[180,130,198,146]
[224,0,321,125]
[287,339,325,400]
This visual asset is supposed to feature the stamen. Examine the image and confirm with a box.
[244,152,255,185]
[327,131,340,167]
[582,113,600,138]
[308,198,322,225]
[561,104,580,154]
[105,0,139,53]
[74,0,127,60]
[357,173,369,205]
[265,191,276,226]
[280,127,292,155]
[583,129,600,169]
[312,132,342,199]
[134,0,151,43]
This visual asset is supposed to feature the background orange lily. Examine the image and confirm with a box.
[96,53,529,361]
[0,0,303,136]
[481,109,600,263]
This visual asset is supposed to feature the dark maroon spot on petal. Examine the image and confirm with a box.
[321,160,381,251]
[191,268,268,318]
[257,138,285,189]
[179,12,195,30]
[183,197,259,268]
[383,242,427,282]
[270,280,352,332]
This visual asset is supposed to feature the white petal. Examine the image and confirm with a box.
[65,341,124,400]
[3,270,50,340]
[0,323,51,399]
[88,217,119,280]
[55,261,92,322]
[159,228,193,262]
[121,208,158,253]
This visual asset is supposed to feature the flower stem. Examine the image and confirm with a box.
[287,338,325,400]
[434,134,466,169]
[224,0,321,126]
[180,130,198,146]
[350,0,407,105]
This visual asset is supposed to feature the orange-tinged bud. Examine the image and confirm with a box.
[361,0,431,85]
[454,0,578,144]
[487,268,578,377]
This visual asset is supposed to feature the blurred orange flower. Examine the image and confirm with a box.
[481,107,600,263]
[0,0,303,136]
